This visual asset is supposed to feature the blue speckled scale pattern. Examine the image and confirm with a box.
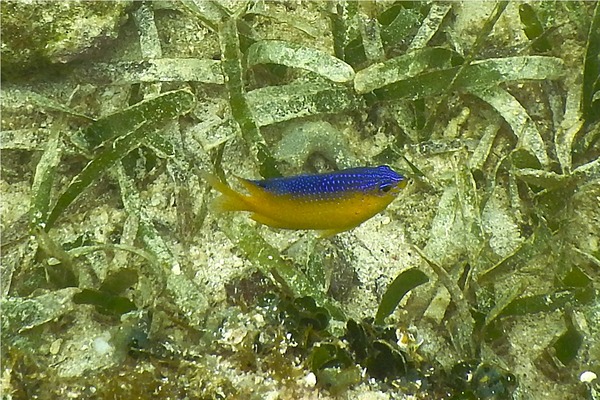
[249,165,404,199]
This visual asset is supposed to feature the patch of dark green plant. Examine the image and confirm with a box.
[556,265,593,288]
[375,267,429,325]
[344,318,410,381]
[448,360,517,400]
[551,319,583,366]
[254,293,420,389]
[73,289,137,316]
[534,312,585,381]
[277,296,332,348]
[518,4,552,53]
[73,268,138,316]
[340,2,428,68]
[250,290,507,397]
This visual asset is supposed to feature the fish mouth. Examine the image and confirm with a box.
[397,178,409,189]
[388,179,408,195]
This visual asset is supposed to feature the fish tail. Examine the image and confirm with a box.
[200,171,254,213]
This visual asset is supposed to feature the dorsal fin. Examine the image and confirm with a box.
[236,177,270,197]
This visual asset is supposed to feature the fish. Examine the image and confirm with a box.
[202,165,407,236]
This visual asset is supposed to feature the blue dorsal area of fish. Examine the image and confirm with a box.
[248,166,404,198]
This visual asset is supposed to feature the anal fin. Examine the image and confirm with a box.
[250,213,287,229]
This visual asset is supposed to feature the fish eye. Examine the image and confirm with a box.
[379,182,393,193]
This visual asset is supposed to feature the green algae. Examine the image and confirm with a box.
[498,288,594,318]
[2,1,600,398]
[372,55,564,102]
[581,1,600,123]
[75,89,196,150]
[29,123,62,231]
[245,81,362,127]
[72,268,139,316]
[78,59,225,85]
[1,1,130,74]
[1,288,79,335]
[519,3,552,53]
[247,40,355,83]
[45,89,195,230]
[375,267,429,325]
[354,47,458,94]
[219,17,280,178]
[358,11,385,64]
[471,85,551,168]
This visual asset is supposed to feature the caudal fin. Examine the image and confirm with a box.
[200,171,253,213]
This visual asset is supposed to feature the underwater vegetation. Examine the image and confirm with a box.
[1,1,599,399]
